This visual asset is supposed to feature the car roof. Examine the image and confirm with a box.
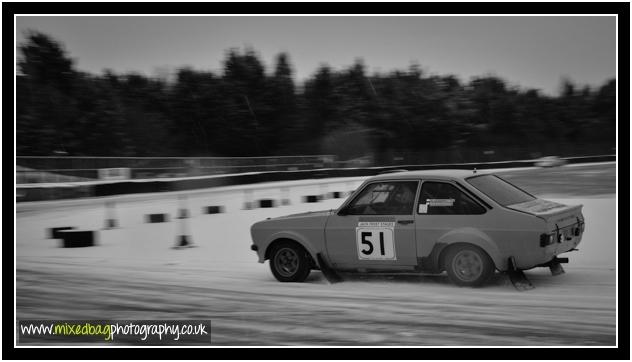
[367,169,490,182]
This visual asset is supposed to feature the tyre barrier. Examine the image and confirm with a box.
[303,195,322,203]
[49,226,75,239]
[146,213,169,223]
[59,230,96,248]
[246,198,307,209]
[329,191,342,199]
[203,206,224,214]
[46,187,353,251]
[258,199,276,208]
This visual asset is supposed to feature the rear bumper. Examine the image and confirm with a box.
[501,232,583,271]
[520,234,582,270]
[544,233,582,259]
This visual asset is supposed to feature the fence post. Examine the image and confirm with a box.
[174,194,193,249]
[103,200,118,229]
[243,189,253,210]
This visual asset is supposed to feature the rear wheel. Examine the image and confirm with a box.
[269,241,311,282]
[444,244,494,287]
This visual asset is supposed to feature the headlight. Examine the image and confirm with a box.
[540,233,555,247]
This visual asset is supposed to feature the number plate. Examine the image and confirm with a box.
[355,222,397,260]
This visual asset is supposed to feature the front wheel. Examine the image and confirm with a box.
[269,241,311,282]
[444,244,494,287]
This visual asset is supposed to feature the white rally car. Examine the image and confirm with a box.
[250,170,585,289]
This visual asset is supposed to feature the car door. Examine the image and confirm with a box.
[413,180,488,266]
[324,180,420,270]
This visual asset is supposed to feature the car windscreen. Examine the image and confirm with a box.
[465,175,535,206]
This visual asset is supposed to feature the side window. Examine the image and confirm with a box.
[346,181,418,215]
[418,181,485,215]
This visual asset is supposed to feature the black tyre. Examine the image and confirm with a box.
[269,241,311,282]
[444,244,494,287]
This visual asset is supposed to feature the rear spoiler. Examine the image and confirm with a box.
[533,204,583,218]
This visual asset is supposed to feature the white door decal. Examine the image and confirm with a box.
[355,222,396,260]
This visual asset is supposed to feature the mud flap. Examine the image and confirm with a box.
[507,257,535,291]
[549,260,565,276]
[316,253,343,283]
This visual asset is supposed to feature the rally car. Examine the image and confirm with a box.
[250,170,585,289]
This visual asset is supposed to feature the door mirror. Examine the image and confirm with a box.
[337,207,348,216]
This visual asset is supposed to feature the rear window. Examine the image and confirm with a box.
[466,175,535,206]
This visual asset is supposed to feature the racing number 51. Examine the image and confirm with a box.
[356,227,396,260]
[361,231,385,256]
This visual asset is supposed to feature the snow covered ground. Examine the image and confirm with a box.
[15,169,617,346]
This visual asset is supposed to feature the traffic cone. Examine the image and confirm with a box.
[103,201,118,229]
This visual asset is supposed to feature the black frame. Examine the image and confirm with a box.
[5,2,628,360]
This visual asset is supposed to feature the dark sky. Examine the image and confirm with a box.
[16,16,616,95]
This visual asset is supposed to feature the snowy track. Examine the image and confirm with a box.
[15,164,617,345]
[16,259,615,345]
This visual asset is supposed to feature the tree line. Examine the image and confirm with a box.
[17,31,615,160]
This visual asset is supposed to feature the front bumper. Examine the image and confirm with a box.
[250,244,266,263]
